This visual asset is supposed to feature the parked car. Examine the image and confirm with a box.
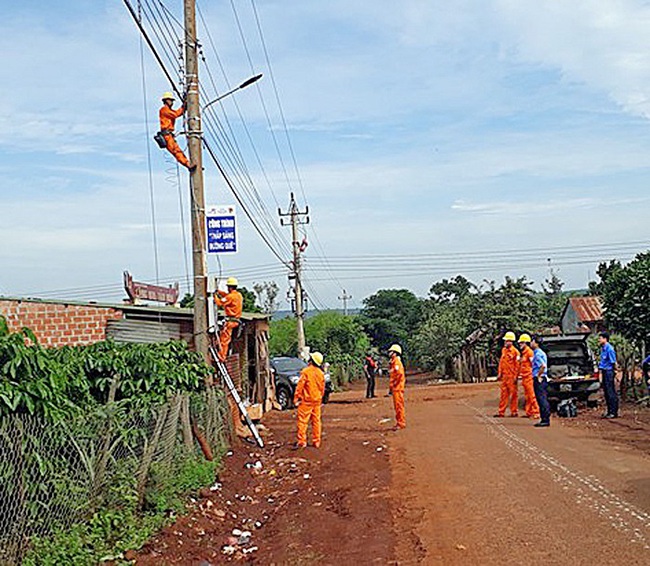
[270,356,332,410]
[544,334,600,406]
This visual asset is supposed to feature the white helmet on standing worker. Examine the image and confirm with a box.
[310,352,324,367]
[388,344,402,355]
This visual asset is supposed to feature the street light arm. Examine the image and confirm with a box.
[202,73,263,112]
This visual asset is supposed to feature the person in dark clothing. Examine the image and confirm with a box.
[531,335,551,427]
[363,353,378,399]
[598,332,618,419]
[642,354,650,396]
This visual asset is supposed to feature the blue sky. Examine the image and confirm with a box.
[2,0,650,309]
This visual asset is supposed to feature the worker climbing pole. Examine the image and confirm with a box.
[154,91,196,171]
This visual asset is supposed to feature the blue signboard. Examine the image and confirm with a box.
[206,205,237,254]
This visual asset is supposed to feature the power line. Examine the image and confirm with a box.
[129,0,292,269]
[138,0,161,285]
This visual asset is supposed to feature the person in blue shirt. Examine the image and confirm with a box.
[531,335,551,427]
[598,332,618,418]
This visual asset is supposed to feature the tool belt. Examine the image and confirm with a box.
[153,129,173,149]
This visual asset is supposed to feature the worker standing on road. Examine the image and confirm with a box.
[293,351,326,449]
[598,332,619,419]
[531,335,551,427]
[214,277,243,362]
[388,344,406,429]
[518,334,540,419]
[364,352,378,399]
[495,331,520,418]
[157,92,196,171]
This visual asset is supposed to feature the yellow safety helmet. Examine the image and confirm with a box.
[226,277,238,287]
[161,91,175,101]
[503,331,516,342]
[310,351,324,367]
[518,333,532,343]
[388,344,402,355]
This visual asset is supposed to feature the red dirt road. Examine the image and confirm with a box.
[137,380,650,565]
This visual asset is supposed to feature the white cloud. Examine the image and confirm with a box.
[494,0,650,118]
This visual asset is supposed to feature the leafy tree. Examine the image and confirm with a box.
[536,272,567,329]
[240,286,261,313]
[268,317,298,357]
[359,289,424,349]
[252,281,280,314]
[592,253,650,350]
[180,286,261,313]
[269,312,370,384]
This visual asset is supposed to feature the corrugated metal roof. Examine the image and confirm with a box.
[569,296,603,323]
[107,319,182,344]
[0,295,270,321]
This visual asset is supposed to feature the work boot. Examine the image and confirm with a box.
[534,422,550,428]
[493,413,504,418]
[290,442,306,450]
[603,414,618,419]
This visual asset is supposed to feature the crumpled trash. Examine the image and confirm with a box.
[376,447,384,452]
[242,546,258,555]
[303,473,310,480]
[237,531,252,546]
[209,482,222,491]
[222,545,236,555]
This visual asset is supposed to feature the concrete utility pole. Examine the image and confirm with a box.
[279,193,309,357]
[183,0,208,361]
[338,289,352,316]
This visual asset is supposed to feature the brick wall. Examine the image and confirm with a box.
[0,299,123,348]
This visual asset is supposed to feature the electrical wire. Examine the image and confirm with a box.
[131,0,292,270]
[138,0,161,285]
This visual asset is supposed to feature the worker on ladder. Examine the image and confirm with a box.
[214,277,243,362]
[157,91,196,171]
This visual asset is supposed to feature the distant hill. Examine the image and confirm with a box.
[272,308,361,321]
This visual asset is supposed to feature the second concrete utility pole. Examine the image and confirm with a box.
[279,193,309,357]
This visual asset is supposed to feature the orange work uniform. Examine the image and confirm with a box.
[294,364,326,447]
[159,104,191,168]
[389,355,406,429]
[498,344,520,416]
[519,344,540,418]
[214,289,243,362]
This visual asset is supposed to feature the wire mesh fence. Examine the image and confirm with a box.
[0,386,230,565]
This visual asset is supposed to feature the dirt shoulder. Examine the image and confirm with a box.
[136,379,650,565]
[136,381,398,565]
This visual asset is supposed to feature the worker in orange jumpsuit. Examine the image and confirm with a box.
[518,333,541,419]
[214,277,243,362]
[388,344,406,429]
[495,331,520,417]
[293,352,326,449]
[158,91,195,171]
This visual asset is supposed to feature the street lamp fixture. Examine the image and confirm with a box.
[203,73,263,111]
